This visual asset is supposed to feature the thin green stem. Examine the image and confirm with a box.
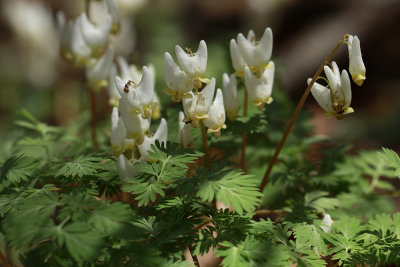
[259,35,348,194]
[90,89,98,149]
[200,120,211,170]
[240,86,248,171]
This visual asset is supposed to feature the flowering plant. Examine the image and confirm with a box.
[1,1,400,266]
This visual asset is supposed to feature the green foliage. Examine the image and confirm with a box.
[1,101,400,266]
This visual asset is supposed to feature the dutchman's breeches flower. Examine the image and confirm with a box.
[178,112,194,148]
[244,62,275,110]
[347,35,366,86]
[79,12,112,51]
[237,27,273,70]
[204,89,227,138]
[110,107,126,156]
[182,78,216,128]
[138,118,168,162]
[309,61,353,120]
[163,52,194,102]
[117,154,140,180]
[222,73,239,121]
[86,45,114,91]
[175,40,208,89]
[321,214,333,233]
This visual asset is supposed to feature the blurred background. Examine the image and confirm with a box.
[0,0,400,152]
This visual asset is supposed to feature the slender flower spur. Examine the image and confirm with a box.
[309,61,353,120]
[347,35,366,86]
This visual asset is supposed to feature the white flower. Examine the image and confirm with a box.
[309,61,353,120]
[178,112,194,148]
[182,78,216,127]
[57,11,74,59]
[119,96,145,144]
[230,39,246,75]
[110,107,126,155]
[115,66,155,119]
[117,154,140,180]
[204,89,227,138]
[86,45,114,91]
[138,118,168,162]
[107,64,121,106]
[237,27,273,68]
[70,17,92,66]
[229,30,255,75]
[222,73,239,121]
[320,214,333,233]
[105,0,120,34]
[175,40,208,87]
[244,62,275,110]
[347,35,366,86]
[116,56,142,83]
[79,12,112,49]
[164,52,194,102]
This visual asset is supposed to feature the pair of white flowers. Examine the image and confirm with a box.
[229,27,275,112]
[310,35,366,119]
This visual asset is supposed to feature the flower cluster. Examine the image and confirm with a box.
[309,35,366,120]
[164,41,226,139]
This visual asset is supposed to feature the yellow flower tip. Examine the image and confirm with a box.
[352,74,366,86]
[152,106,161,120]
[111,23,121,34]
[125,141,136,151]
[343,107,354,115]
[89,79,108,93]
[266,96,273,104]
[193,78,203,90]
[199,77,210,84]
[326,107,354,120]
[109,98,119,107]
[196,114,209,120]
[234,71,244,78]
[112,145,124,156]
[227,110,238,122]
[264,62,274,69]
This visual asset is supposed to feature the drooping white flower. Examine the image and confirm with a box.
[115,66,155,119]
[320,214,333,233]
[79,12,112,49]
[237,27,273,68]
[230,39,246,75]
[117,154,140,180]
[86,45,114,91]
[347,35,366,86]
[204,89,226,138]
[229,30,256,75]
[244,62,275,110]
[57,11,74,60]
[107,64,121,106]
[116,56,142,83]
[119,96,145,144]
[222,73,239,121]
[138,118,168,162]
[175,40,207,79]
[164,52,194,102]
[182,78,216,127]
[70,17,92,66]
[105,0,120,34]
[308,61,353,120]
[178,112,194,148]
[110,107,126,155]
